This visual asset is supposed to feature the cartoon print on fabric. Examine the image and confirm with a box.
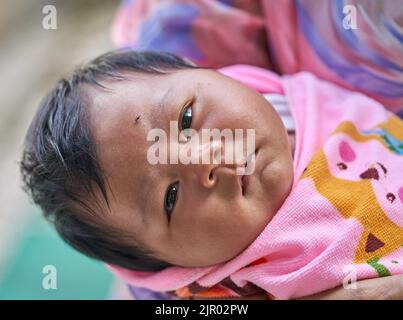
[360,116,403,155]
[173,116,403,299]
[302,116,403,269]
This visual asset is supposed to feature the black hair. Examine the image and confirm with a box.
[20,50,200,271]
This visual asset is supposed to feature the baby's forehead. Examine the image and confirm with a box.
[88,69,197,108]
[87,74,166,123]
[87,68,217,126]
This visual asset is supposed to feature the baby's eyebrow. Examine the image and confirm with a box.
[154,87,174,111]
[156,87,174,112]
[143,87,174,129]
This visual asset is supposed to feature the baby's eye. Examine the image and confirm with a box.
[180,105,193,131]
[164,182,179,218]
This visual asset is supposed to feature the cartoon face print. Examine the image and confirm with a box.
[324,133,403,227]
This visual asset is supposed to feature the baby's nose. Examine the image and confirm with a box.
[177,139,226,189]
[193,140,223,189]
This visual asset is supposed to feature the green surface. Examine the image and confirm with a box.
[0,211,114,299]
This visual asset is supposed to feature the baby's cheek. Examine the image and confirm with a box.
[264,156,293,209]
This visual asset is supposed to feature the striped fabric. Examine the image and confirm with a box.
[264,93,295,132]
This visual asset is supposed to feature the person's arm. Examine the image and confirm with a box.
[192,275,403,300]
[301,275,403,300]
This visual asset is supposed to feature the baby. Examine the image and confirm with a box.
[21,50,403,299]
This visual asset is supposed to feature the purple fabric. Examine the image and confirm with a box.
[127,284,172,300]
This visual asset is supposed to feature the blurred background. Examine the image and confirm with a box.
[0,0,129,299]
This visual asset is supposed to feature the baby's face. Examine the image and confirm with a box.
[88,68,293,268]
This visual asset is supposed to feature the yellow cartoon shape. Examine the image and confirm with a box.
[302,117,403,263]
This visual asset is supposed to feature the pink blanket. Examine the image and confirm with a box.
[110,66,403,299]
